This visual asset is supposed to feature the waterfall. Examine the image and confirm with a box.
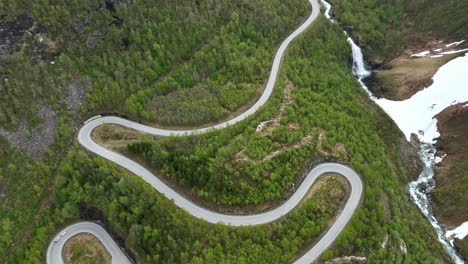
[347,37,371,78]
[320,1,466,263]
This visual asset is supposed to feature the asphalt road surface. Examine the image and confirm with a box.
[46,222,130,264]
[47,0,364,263]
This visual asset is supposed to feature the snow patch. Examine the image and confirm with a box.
[411,50,430,57]
[446,40,465,48]
[434,154,446,164]
[439,48,468,55]
[361,53,468,143]
[409,40,465,58]
[446,222,468,244]
[347,37,468,144]
[321,2,467,262]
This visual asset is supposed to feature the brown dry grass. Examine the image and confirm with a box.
[92,124,147,151]
[375,53,460,100]
[62,233,111,264]
[432,103,468,227]
[300,174,349,206]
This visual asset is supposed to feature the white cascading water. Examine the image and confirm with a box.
[348,37,371,78]
[321,1,466,263]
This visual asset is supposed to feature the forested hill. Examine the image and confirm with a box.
[0,0,452,263]
[327,0,468,63]
[0,0,311,261]
[0,0,309,128]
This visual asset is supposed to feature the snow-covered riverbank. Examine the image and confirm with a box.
[349,31,467,264]
[373,53,468,144]
[320,1,467,263]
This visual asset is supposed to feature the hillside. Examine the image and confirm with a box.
[0,0,310,260]
[326,0,468,261]
[89,18,447,262]
[0,0,453,263]
[327,0,468,64]
[1,0,310,128]
[327,0,468,101]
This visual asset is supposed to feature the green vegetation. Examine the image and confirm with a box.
[17,145,348,263]
[0,1,454,264]
[62,234,111,264]
[327,0,404,62]
[126,19,448,262]
[0,48,75,129]
[0,117,74,260]
[1,0,310,127]
[0,1,310,259]
[406,0,468,41]
[328,0,468,62]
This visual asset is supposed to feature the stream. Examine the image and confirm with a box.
[321,1,467,263]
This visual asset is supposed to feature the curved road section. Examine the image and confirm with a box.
[47,0,364,263]
[47,222,130,264]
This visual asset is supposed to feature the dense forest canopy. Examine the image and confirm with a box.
[109,19,446,262]
[0,0,309,128]
[0,0,453,263]
[328,0,468,62]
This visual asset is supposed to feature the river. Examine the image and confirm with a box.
[320,1,467,263]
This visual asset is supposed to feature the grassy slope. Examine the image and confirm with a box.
[433,105,468,227]
[0,0,307,261]
[62,233,111,264]
[405,0,468,42]
[369,53,461,100]
[0,0,309,128]
[328,0,468,63]
[123,18,448,262]
[454,238,468,260]
[328,0,468,243]
[0,3,452,264]
[327,0,468,100]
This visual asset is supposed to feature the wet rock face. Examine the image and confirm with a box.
[400,134,423,181]
[0,14,58,62]
[417,178,436,193]
[0,14,34,55]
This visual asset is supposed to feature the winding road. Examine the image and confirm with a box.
[47,222,130,264]
[47,0,364,263]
